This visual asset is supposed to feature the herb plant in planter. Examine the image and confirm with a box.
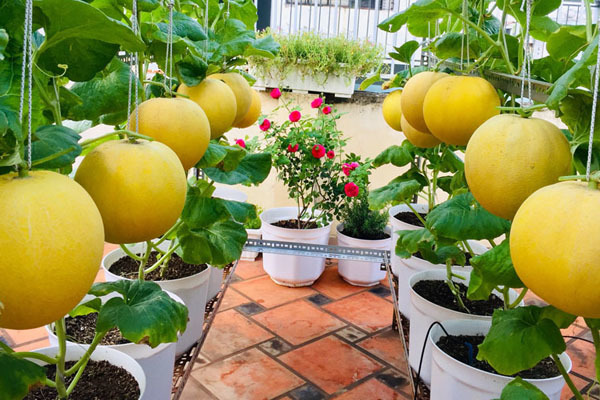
[249,31,383,97]
[258,97,347,286]
[336,158,391,286]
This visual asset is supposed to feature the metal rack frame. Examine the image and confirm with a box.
[170,239,416,398]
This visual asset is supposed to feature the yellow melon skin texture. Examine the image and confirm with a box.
[210,72,252,125]
[177,79,237,139]
[75,139,187,244]
[400,71,448,133]
[401,115,441,148]
[129,97,210,171]
[234,89,262,129]
[423,76,500,146]
[0,171,104,329]
[511,181,600,318]
[382,90,403,131]
[465,114,571,220]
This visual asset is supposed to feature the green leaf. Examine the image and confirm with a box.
[89,280,188,347]
[390,41,420,64]
[467,240,523,301]
[531,56,575,84]
[220,199,256,223]
[204,152,271,185]
[69,298,102,317]
[225,0,259,30]
[176,53,208,87]
[245,35,280,58]
[434,32,481,59]
[478,306,567,375]
[546,25,587,62]
[373,143,415,167]
[196,143,246,170]
[0,29,8,61]
[426,193,511,241]
[31,125,82,169]
[368,180,422,210]
[497,378,550,400]
[0,352,46,400]
[395,228,435,258]
[66,58,141,123]
[117,0,160,11]
[34,0,145,81]
[212,19,255,60]
[156,11,207,42]
[378,0,448,34]
[177,219,247,265]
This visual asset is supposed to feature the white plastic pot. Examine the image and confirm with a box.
[408,268,521,387]
[206,266,224,301]
[32,344,146,399]
[102,242,210,355]
[212,185,248,202]
[241,228,262,261]
[429,319,570,400]
[336,224,391,287]
[389,203,428,277]
[397,240,488,319]
[252,67,356,98]
[260,207,331,287]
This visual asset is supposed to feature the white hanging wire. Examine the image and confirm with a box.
[520,0,533,108]
[585,15,600,180]
[18,0,34,169]
[165,1,174,94]
[127,0,140,134]
[204,0,209,63]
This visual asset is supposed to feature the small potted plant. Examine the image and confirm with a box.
[258,96,347,286]
[336,158,391,286]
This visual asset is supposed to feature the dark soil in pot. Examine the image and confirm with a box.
[110,251,207,281]
[25,360,140,400]
[412,280,503,316]
[272,219,318,229]
[63,313,129,346]
[341,228,390,240]
[436,334,560,379]
[394,211,427,227]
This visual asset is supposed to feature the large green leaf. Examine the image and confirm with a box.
[245,35,280,58]
[177,219,247,265]
[373,143,415,168]
[0,29,8,61]
[176,53,209,87]
[389,41,420,64]
[0,352,46,400]
[496,378,550,400]
[204,152,271,185]
[66,58,140,123]
[478,306,572,375]
[220,199,256,223]
[117,0,160,11]
[196,143,246,170]
[546,25,587,62]
[426,193,511,241]
[368,180,422,210]
[395,228,465,265]
[224,0,259,30]
[89,280,188,348]
[211,19,255,60]
[31,125,81,169]
[378,0,449,34]
[468,240,524,301]
[156,11,207,42]
[433,32,481,59]
[34,0,145,81]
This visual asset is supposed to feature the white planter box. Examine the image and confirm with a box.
[252,67,356,98]
[429,319,570,400]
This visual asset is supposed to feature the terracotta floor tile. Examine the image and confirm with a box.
[561,374,592,399]
[279,336,382,394]
[179,376,217,400]
[13,338,50,352]
[358,330,408,371]
[201,309,273,360]
[253,300,346,345]
[312,265,367,300]
[324,292,393,333]
[235,259,267,280]
[334,379,403,400]
[103,242,119,256]
[4,326,47,347]
[219,288,251,311]
[566,339,597,380]
[194,348,304,400]
[232,275,316,308]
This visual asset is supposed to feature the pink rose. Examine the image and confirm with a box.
[322,106,332,115]
[289,110,301,122]
[326,150,335,159]
[344,182,360,197]
[270,88,281,99]
[342,162,359,176]
[287,144,299,153]
[311,97,323,108]
[312,144,326,158]
[259,119,271,131]
[350,161,359,168]
[235,139,246,148]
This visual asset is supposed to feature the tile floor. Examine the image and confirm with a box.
[2,249,598,400]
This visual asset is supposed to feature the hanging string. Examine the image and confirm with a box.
[204,0,209,63]
[127,0,140,134]
[165,1,174,94]
[520,0,533,108]
[585,15,600,180]
[460,0,468,70]
[18,0,34,170]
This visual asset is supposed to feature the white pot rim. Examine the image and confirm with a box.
[336,223,391,245]
[260,207,332,232]
[429,319,572,382]
[388,203,429,222]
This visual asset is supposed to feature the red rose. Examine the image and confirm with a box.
[311,97,323,108]
[326,150,335,159]
[289,110,301,122]
[259,119,271,131]
[312,144,326,158]
[342,162,358,176]
[344,182,360,197]
[322,106,332,115]
[270,88,281,99]
[288,144,299,153]
[235,139,246,148]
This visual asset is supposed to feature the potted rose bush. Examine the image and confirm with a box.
[257,96,347,286]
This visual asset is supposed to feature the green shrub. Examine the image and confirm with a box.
[341,196,388,240]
